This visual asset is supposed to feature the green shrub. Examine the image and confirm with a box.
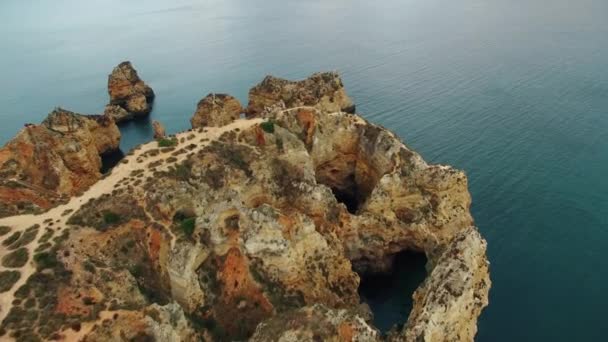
[2,248,28,268]
[180,217,196,236]
[34,252,58,270]
[0,226,11,236]
[0,271,20,292]
[260,121,275,133]
[157,137,177,147]
[2,232,21,246]
[7,227,38,250]
[103,211,121,225]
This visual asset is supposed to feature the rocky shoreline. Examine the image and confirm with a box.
[0,64,490,341]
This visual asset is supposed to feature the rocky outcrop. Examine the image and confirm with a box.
[246,72,355,117]
[0,74,489,342]
[152,120,166,139]
[0,108,120,217]
[107,61,155,122]
[190,93,243,128]
[103,104,131,123]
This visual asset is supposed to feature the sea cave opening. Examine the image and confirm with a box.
[357,250,428,333]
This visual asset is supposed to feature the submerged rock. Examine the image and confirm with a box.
[0,107,120,217]
[0,73,489,341]
[246,72,355,117]
[190,93,243,128]
[107,61,155,121]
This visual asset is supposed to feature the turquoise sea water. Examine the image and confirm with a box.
[1,0,607,340]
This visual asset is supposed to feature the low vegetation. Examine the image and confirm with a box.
[180,217,196,236]
[103,211,121,225]
[2,248,29,268]
[33,252,58,270]
[2,232,21,247]
[157,137,177,147]
[0,271,20,292]
[260,121,275,133]
[0,226,11,236]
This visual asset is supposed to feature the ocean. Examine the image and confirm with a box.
[1,0,607,340]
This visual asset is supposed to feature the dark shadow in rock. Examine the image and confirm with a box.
[100,149,125,174]
[330,185,360,214]
[358,251,427,333]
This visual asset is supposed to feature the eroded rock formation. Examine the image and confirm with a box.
[0,73,489,342]
[246,72,355,117]
[0,108,120,218]
[153,120,166,139]
[190,93,243,128]
[107,61,155,122]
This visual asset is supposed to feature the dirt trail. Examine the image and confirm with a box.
[0,118,262,327]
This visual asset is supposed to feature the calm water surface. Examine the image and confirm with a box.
[1,0,607,340]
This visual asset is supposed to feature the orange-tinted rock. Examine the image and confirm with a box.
[0,108,120,217]
[190,93,243,128]
[152,120,166,139]
[246,72,355,117]
[107,61,155,120]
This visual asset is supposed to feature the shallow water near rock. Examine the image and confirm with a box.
[1,0,607,340]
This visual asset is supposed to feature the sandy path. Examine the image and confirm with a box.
[0,118,262,330]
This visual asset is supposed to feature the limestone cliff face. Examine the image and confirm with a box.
[106,61,155,122]
[0,108,120,218]
[246,72,355,117]
[0,73,489,342]
[190,93,243,129]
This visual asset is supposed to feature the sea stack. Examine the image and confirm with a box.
[105,61,155,123]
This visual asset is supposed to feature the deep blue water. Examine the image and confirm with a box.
[1,0,607,340]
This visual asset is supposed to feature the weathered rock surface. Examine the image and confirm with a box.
[190,93,243,128]
[153,120,166,139]
[246,72,355,117]
[0,108,120,218]
[103,104,132,123]
[251,304,379,342]
[0,74,489,342]
[107,61,155,121]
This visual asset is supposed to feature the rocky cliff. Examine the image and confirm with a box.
[105,61,155,122]
[247,72,355,117]
[0,108,120,218]
[0,73,489,342]
[190,93,243,128]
